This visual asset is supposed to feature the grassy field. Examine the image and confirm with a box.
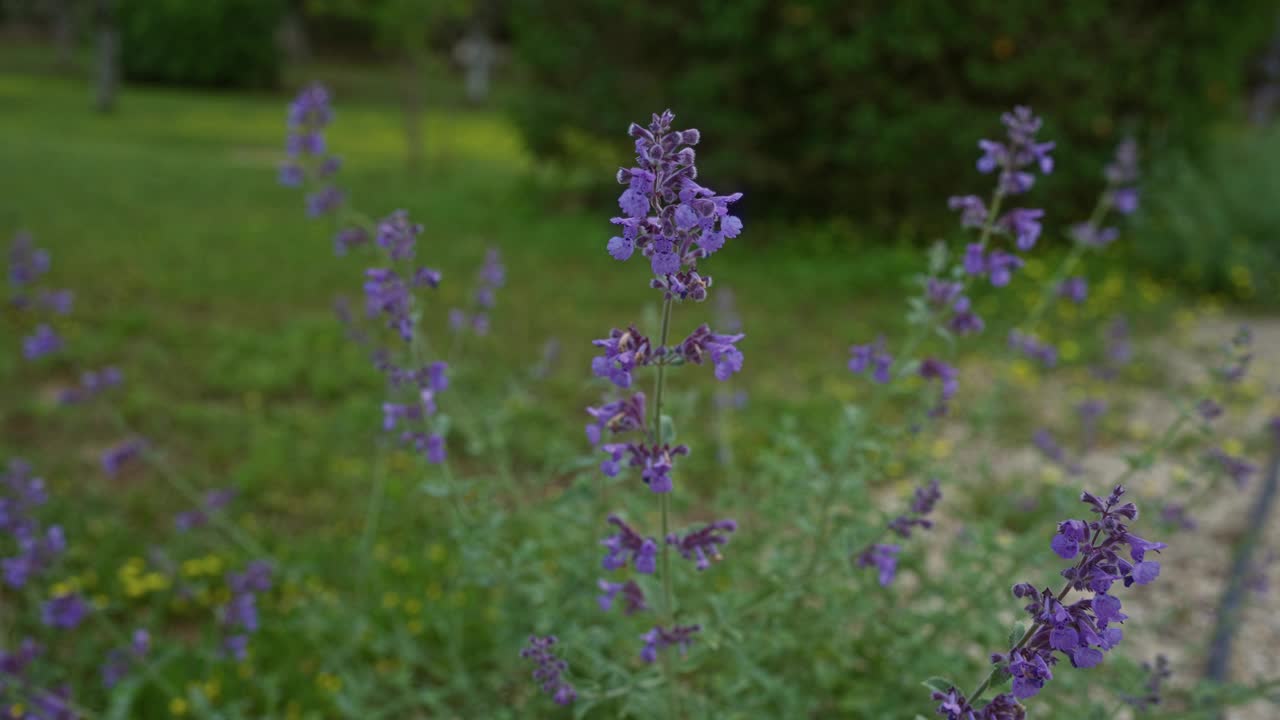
[3,47,1268,719]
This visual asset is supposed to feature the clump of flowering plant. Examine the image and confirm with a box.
[931,485,1163,718]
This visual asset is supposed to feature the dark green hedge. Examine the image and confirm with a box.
[119,0,284,89]
[507,0,1274,228]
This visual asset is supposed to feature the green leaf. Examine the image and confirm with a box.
[922,676,957,695]
[660,413,676,444]
[1009,622,1027,649]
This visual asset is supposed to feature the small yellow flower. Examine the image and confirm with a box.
[169,698,189,717]
[426,582,443,601]
[995,531,1015,548]
[286,701,302,720]
[427,544,446,564]
[315,672,342,693]
[237,663,253,679]
[382,592,400,610]
[10,704,25,718]
[931,438,953,460]
[1128,419,1151,441]
[392,555,410,574]
[407,620,425,636]
[403,599,423,615]
[1059,340,1080,363]
[1223,438,1245,456]
[885,460,905,479]
[203,679,221,700]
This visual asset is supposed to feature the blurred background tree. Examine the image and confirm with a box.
[307,0,471,169]
[506,0,1276,233]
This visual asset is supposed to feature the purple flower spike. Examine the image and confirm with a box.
[601,514,659,574]
[520,635,577,706]
[22,324,63,361]
[667,519,738,570]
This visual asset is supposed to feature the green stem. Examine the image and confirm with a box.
[650,296,679,719]
[1020,194,1110,334]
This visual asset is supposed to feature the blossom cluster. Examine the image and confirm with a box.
[279,84,345,220]
[220,560,274,660]
[1,459,67,589]
[607,111,743,291]
[8,231,72,361]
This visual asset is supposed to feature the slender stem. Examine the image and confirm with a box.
[1021,194,1109,334]
[650,296,679,719]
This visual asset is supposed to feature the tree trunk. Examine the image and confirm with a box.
[93,0,119,113]
[52,0,76,70]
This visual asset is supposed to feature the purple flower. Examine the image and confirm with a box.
[591,325,653,389]
[601,514,659,574]
[667,519,738,570]
[1160,503,1197,531]
[886,478,942,539]
[949,296,985,336]
[585,392,646,445]
[1008,330,1056,368]
[101,437,147,477]
[1196,398,1223,422]
[8,231,51,290]
[849,337,894,383]
[926,279,964,308]
[1207,448,1256,487]
[278,162,304,187]
[102,628,151,688]
[640,623,701,663]
[676,324,744,381]
[42,593,89,630]
[375,210,422,261]
[856,544,901,586]
[986,251,1024,287]
[1057,277,1087,304]
[999,208,1044,250]
[520,635,576,706]
[58,366,124,405]
[1121,655,1171,712]
[333,226,370,256]
[919,358,959,416]
[1105,139,1141,215]
[597,579,648,615]
[305,186,344,218]
[963,244,987,276]
[949,195,988,228]
[22,324,62,361]
[1071,223,1119,248]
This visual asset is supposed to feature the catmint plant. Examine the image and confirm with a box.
[528,110,745,710]
[279,84,451,464]
[930,485,1164,718]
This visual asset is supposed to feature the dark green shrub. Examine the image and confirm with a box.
[1128,125,1280,306]
[119,0,285,88]
[507,0,1274,230]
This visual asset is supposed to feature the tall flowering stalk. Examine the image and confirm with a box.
[931,485,1164,718]
[527,111,745,710]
